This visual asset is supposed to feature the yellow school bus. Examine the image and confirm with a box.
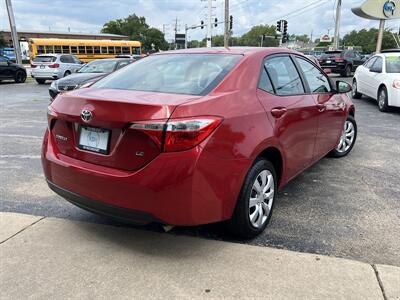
[29,38,141,62]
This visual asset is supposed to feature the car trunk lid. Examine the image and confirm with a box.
[49,88,200,171]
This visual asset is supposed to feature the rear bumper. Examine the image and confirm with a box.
[42,129,249,226]
[47,180,161,225]
[32,69,61,79]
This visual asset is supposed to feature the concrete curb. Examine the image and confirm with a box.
[1,212,398,299]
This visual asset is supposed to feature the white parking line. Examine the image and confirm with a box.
[0,134,42,139]
[0,155,41,159]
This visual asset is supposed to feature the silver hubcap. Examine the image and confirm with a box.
[378,90,386,109]
[249,170,274,228]
[336,120,355,153]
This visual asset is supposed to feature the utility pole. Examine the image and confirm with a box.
[224,0,229,48]
[207,0,212,47]
[333,0,342,50]
[376,19,385,53]
[185,24,188,49]
[5,0,22,64]
[174,17,178,50]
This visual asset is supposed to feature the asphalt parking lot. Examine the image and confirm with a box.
[0,77,399,266]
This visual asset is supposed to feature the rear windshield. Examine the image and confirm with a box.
[386,55,400,73]
[33,56,56,63]
[92,54,242,95]
[321,51,342,59]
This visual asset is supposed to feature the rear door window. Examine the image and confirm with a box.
[258,66,274,93]
[264,56,305,95]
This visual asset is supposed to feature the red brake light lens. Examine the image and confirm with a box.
[49,63,60,68]
[335,58,344,62]
[130,116,223,152]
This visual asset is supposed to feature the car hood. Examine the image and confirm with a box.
[57,73,107,86]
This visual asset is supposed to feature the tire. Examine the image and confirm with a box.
[329,115,357,158]
[36,79,46,84]
[14,70,26,83]
[351,79,362,99]
[377,86,390,112]
[342,65,352,77]
[64,70,71,77]
[227,158,277,238]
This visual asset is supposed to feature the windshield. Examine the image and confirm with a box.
[92,54,242,96]
[386,55,400,73]
[78,60,118,73]
[33,56,56,63]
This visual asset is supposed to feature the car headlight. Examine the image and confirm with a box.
[78,81,94,89]
[50,80,58,90]
[393,80,400,89]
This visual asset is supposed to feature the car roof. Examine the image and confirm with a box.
[154,47,297,57]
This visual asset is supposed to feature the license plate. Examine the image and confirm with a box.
[326,60,331,63]
[78,126,110,154]
[40,65,45,69]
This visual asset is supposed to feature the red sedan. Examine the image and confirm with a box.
[42,47,357,237]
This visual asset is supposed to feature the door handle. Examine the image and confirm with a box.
[316,103,326,112]
[271,107,287,118]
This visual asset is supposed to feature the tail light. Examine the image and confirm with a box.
[130,116,223,152]
[31,64,37,68]
[49,63,60,68]
[47,106,58,130]
[335,58,344,62]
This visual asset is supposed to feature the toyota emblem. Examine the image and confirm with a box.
[81,109,92,122]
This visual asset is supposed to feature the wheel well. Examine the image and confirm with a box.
[349,107,355,117]
[378,84,386,93]
[258,147,283,185]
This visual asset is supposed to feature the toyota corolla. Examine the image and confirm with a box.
[42,47,357,237]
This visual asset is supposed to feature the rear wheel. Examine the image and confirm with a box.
[64,70,71,77]
[227,158,277,238]
[378,86,390,112]
[329,115,357,158]
[36,79,46,84]
[14,70,26,83]
[342,65,352,77]
[352,79,362,99]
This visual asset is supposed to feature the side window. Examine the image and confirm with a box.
[346,51,355,58]
[116,61,130,70]
[70,46,78,54]
[60,55,68,63]
[0,57,8,65]
[101,47,108,54]
[264,56,304,96]
[364,57,377,69]
[72,56,81,64]
[371,57,383,71]
[258,66,274,93]
[295,57,332,93]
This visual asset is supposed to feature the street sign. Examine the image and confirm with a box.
[320,34,332,42]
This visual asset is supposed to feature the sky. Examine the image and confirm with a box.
[1,0,399,42]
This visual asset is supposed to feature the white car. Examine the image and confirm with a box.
[31,54,83,84]
[352,50,400,112]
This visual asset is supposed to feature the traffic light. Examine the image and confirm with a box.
[215,18,218,27]
[276,20,281,32]
[282,20,288,43]
[200,20,204,29]
[229,15,233,30]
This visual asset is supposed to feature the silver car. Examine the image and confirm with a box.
[31,54,83,84]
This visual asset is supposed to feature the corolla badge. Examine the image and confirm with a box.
[383,0,396,18]
[81,109,92,122]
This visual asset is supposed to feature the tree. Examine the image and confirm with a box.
[101,14,168,51]
[343,28,397,53]
[0,33,7,48]
[239,25,279,47]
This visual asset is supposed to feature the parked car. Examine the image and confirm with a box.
[319,49,365,77]
[31,54,83,84]
[0,55,27,83]
[352,50,400,112]
[42,47,356,238]
[49,58,133,101]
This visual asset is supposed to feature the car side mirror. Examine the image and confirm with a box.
[336,81,352,94]
[370,66,382,73]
